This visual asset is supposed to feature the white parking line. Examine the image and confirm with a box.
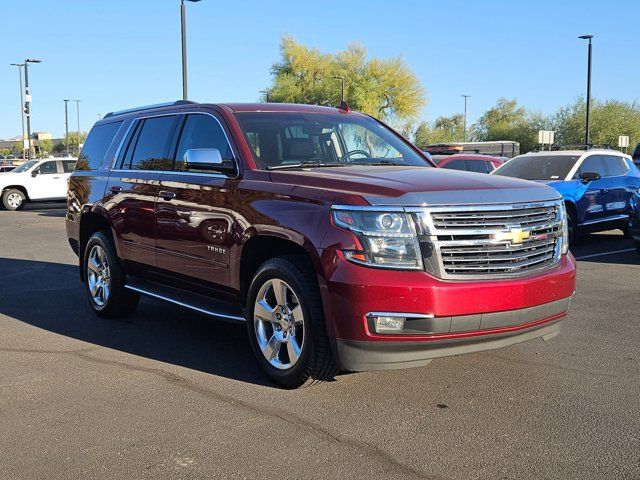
[574,248,637,260]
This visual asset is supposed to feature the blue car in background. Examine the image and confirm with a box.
[493,149,640,240]
[629,191,640,253]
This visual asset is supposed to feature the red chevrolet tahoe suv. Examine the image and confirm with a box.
[66,101,576,388]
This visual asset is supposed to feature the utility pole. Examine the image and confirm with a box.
[579,35,593,146]
[181,0,202,100]
[259,90,270,102]
[461,95,471,142]
[10,63,26,160]
[63,100,70,154]
[24,59,42,160]
[73,100,82,152]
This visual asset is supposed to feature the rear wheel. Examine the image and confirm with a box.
[2,189,26,211]
[567,207,578,243]
[246,256,338,388]
[84,231,139,318]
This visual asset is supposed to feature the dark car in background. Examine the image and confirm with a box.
[493,149,640,239]
[632,142,640,168]
[433,154,505,173]
[0,165,16,173]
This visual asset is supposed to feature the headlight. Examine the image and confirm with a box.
[559,202,569,255]
[332,207,422,269]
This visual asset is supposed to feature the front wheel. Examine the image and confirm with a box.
[84,231,139,318]
[2,189,26,211]
[246,256,338,388]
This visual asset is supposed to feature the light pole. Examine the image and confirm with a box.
[333,76,346,106]
[461,94,470,141]
[73,100,82,152]
[63,100,70,154]
[259,90,270,102]
[579,35,593,146]
[10,63,26,160]
[24,58,42,160]
[181,0,201,100]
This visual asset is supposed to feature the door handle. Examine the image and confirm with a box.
[602,188,610,194]
[109,185,123,193]
[159,190,176,201]
[52,176,60,179]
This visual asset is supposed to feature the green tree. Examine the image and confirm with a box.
[473,98,546,153]
[267,36,426,123]
[37,139,53,158]
[12,141,24,155]
[0,148,10,156]
[414,114,465,148]
[552,97,640,150]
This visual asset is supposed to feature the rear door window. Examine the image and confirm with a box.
[77,121,123,170]
[62,160,77,173]
[121,115,178,171]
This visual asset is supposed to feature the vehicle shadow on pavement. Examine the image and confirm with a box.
[21,204,67,218]
[569,232,640,265]
[0,257,276,388]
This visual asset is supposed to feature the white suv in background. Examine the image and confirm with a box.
[0,158,77,210]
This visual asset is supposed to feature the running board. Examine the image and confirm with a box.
[125,278,245,322]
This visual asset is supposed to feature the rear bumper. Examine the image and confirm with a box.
[337,316,563,371]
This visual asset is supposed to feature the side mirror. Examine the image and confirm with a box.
[182,148,234,172]
[580,171,601,183]
[31,169,39,177]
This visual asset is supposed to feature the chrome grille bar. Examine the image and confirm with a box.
[407,201,564,280]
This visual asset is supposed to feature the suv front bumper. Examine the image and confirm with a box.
[320,252,576,371]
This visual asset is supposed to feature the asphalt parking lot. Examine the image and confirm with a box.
[1,204,639,480]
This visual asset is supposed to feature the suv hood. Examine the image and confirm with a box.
[270,166,561,206]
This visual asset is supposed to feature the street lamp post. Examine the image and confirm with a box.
[259,90,270,102]
[461,95,470,142]
[10,63,26,160]
[181,0,201,101]
[63,99,70,155]
[579,35,593,146]
[73,100,82,152]
[24,58,42,160]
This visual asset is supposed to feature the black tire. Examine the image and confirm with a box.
[2,188,26,211]
[621,225,632,239]
[84,231,139,318]
[246,256,338,388]
[635,240,640,254]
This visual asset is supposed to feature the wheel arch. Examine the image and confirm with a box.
[1,184,30,200]
[78,210,115,282]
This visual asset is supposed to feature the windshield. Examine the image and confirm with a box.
[12,160,38,173]
[493,154,579,180]
[234,112,430,170]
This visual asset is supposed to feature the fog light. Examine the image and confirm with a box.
[372,315,405,333]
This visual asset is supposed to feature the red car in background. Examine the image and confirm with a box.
[432,154,506,173]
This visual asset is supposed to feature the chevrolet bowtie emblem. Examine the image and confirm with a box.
[496,227,530,244]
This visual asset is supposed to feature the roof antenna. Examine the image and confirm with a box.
[338,100,350,112]
[333,76,350,111]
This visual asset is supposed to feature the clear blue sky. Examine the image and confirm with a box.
[1,0,638,139]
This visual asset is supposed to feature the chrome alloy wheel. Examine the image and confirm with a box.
[6,193,22,209]
[87,245,111,307]
[253,278,305,370]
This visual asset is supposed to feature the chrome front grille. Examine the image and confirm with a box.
[411,201,564,280]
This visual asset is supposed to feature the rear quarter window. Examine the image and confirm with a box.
[76,121,123,170]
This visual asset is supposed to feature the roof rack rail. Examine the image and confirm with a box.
[103,100,197,119]
[531,144,614,152]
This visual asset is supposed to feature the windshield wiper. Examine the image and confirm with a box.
[266,161,345,170]
[349,159,401,166]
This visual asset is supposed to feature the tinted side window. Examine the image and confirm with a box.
[62,160,77,173]
[441,159,466,170]
[123,116,177,171]
[466,160,489,173]
[579,155,607,176]
[174,114,235,172]
[486,161,497,172]
[38,161,59,174]
[76,121,122,170]
[601,155,627,176]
